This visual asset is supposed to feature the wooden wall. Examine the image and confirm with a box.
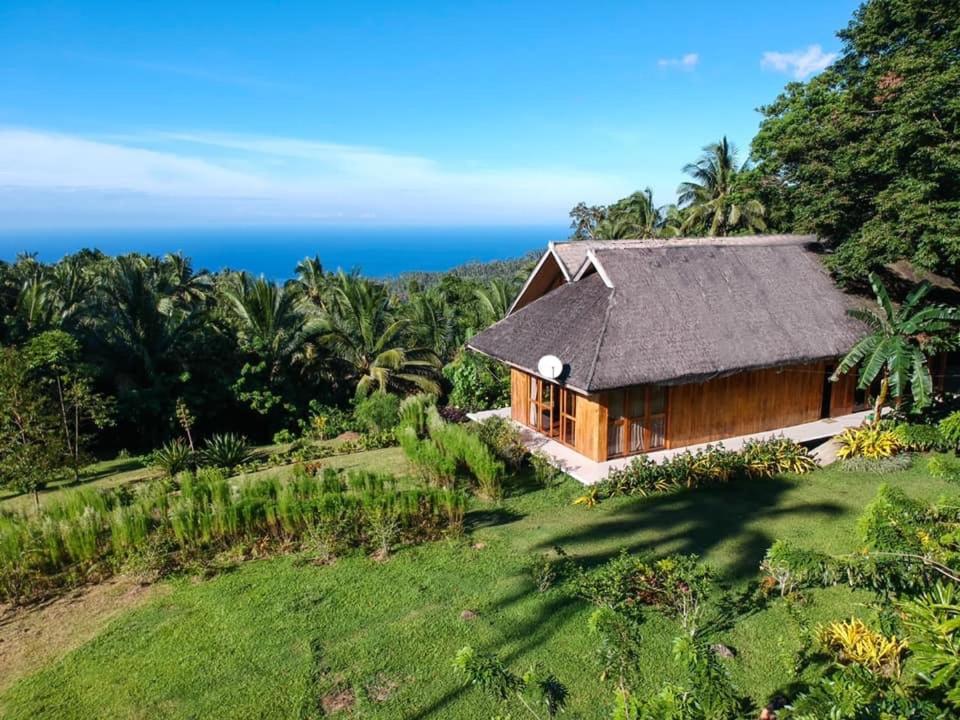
[575,392,607,461]
[512,361,859,461]
[665,361,827,449]
[510,369,607,461]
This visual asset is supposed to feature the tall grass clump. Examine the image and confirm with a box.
[399,409,505,499]
[0,464,465,606]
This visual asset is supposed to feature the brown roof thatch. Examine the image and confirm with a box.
[468,235,867,393]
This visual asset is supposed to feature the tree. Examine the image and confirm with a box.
[316,272,441,396]
[594,188,664,240]
[25,330,114,484]
[751,0,960,283]
[293,255,327,308]
[221,272,310,417]
[678,136,766,236]
[568,202,607,241]
[0,347,67,506]
[832,273,959,416]
[474,278,514,326]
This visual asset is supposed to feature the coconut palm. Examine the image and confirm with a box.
[402,292,456,360]
[594,188,663,239]
[221,272,308,376]
[316,272,441,395]
[294,255,327,308]
[678,136,766,236]
[833,273,960,416]
[475,279,514,326]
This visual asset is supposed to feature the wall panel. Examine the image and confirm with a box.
[666,362,826,449]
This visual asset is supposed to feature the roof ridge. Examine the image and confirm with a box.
[556,234,819,252]
[584,286,616,392]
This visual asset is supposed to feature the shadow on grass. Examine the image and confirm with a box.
[464,507,525,532]
[536,477,844,582]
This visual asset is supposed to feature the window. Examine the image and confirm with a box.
[527,376,578,449]
[607,386,668,459]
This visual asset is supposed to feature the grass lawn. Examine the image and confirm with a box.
[1,455,954,719]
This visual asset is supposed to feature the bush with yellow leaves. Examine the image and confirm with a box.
[835,425,902,460]
[817,617,908,677]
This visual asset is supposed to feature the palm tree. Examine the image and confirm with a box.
[678,136,766,236]
[316,272,441,396]
[402,291,456,360]
[474,279,514,326]
[832,273,960,417]
[594,188,663,239]
[221,272,307,377]
[294,255,327,308]
[90,256,203,443]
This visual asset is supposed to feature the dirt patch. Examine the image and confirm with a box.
[335,431,362,442]
[0,575,168,694]
[366,674,399,703]
[321,686,356,714]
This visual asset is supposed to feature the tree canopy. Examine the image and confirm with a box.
[751,0,960,282]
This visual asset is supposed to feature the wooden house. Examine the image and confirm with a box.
[467,235,870,462]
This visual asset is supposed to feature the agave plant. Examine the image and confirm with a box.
[152,439,194,477]
[200,433,255,473]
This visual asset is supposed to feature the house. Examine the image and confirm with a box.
[467,235,870,464]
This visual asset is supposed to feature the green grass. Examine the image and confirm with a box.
[1,456,954,719]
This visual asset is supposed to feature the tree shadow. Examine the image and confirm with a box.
[464,506,525,532]
[534,478,844,583]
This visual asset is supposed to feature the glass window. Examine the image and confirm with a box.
[627,389,645,418]
[649,417,666,449]
[649,386,666,414]
[565,391,577,416]
[608,390,624,419]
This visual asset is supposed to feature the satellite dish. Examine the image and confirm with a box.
[537,354,564,380]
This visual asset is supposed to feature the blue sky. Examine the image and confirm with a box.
[0,0,860,228]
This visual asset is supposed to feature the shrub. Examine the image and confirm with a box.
[397,393,436,437]
[835,426,902,459]
[741,436,817,475]
[817,618,907,677]
[152,439,194,477]
[596,438,815,502]
[399,413,504,498]
[760,540,835,596]
[472,416,527,469]
[892,422,946,452]
[272,429,295,445]
[354,392,401,433]
[899,582,960,710]
[575,550,713,632]
[928,453,960,482]
[939,411,960,450]
[301,401,358,440]
[529,451,562,487]
[200,433,254,473]
[443,351,510,412]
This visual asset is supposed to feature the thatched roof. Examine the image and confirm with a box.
[468,235,867,393]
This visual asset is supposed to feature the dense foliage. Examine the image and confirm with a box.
[751,0,960,282]
[0,251,517,463]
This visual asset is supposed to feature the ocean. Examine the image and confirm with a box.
[0,226,565,279]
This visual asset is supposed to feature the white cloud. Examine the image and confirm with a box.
[761,44,836,80]
[657,53,699,71]
[0,128,632,227]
